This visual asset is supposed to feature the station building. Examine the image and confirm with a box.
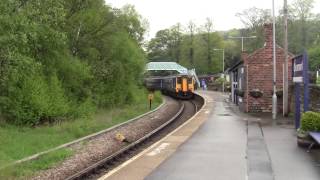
[229,24,294,113]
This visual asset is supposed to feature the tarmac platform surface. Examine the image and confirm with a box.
[99,91,320,180]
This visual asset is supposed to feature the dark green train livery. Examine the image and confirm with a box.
[144,74,195,99]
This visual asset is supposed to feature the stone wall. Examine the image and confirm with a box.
[310,85,320,112]
[290,84,320,113]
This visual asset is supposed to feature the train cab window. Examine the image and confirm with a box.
[188,78,192,83]
[177,77,182,84]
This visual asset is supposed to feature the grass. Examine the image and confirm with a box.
[0,149,73,180]
[0,90,162,179]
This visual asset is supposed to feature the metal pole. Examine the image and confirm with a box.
[222,49,225,92]
[272,0,278,120]
[241,37,244,52]
[283,0,289,116]
[213,48,225,92]
[228,36,256,52]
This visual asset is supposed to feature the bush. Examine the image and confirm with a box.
[215,77,225,85]
[300,111,320,132]
[0,1,146,126]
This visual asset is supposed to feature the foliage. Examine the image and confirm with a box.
[0,0,147,125]
[147,22,224,74]
[300,111,320,132]
[215,77,226,85]
[0,149,73,179]
[276,90,283,97]
[308,46,320,71]
[249,89,263,98]
[0,89,162,179]
[235,0,320,69]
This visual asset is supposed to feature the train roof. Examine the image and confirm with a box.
[145,74,193,80]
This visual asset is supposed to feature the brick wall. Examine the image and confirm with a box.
[243,24,294,113]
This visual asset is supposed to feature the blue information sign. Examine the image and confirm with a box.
[292,51,309,129]
[293,55,303,83]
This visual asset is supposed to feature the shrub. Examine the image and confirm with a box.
[300,111,320,132]
[215,77,225,85]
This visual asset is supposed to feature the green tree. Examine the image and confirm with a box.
[0,0,147,125]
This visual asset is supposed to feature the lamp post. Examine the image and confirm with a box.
[213,48,225,92]
[272,0,278,120]
[283,0,289,116]
[229,36,257,51]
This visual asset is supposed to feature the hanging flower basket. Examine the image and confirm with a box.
[249,89,263,98]
[235,89,244,97]
[271,89,283,98]
[272,89,283,97]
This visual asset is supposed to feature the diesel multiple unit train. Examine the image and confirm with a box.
[144,74,195,99]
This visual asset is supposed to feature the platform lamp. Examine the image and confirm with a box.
[213,48,225,92]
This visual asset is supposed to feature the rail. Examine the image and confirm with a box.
[65,102,186,180]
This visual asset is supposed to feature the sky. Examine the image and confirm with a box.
[105,0,320,39]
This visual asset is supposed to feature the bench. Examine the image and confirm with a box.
[307,132,320,153]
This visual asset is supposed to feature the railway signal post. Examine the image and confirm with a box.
[148,92,154,110]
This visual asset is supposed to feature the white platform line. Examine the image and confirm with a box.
[98,94,209,180]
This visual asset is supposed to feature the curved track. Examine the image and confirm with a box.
[65,95,203,180]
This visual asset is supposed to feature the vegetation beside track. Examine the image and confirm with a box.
[0,1,147,126]
[0,90,162,179]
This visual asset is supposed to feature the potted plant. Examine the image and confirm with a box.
[271,89,283,97]
[297,111,320,147]
[249,89,263,98]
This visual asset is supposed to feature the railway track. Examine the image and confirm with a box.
[65,95,203,180]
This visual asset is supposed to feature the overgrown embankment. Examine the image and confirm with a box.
[0,0,147,126]
[0,1,156,178]
[0,90,162,179]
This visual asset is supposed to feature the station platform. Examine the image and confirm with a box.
[99,91,320,180]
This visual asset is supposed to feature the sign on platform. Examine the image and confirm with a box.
[293,55,303,83]
[292,52,309,129]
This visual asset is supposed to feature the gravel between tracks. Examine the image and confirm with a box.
[32,96,180,180]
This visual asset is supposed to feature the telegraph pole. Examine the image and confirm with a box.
[229,36,256,52]
[213,48,225,92]
[283,0,289,116]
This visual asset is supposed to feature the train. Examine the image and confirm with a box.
[144,74,195,99]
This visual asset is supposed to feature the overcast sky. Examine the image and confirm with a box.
[105,0,320,39]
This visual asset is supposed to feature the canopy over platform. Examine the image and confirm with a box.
[145,62,200,88]
[146,62,188,74]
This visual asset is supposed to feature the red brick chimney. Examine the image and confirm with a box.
[241,52,248,65]
[264,23,273,47]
